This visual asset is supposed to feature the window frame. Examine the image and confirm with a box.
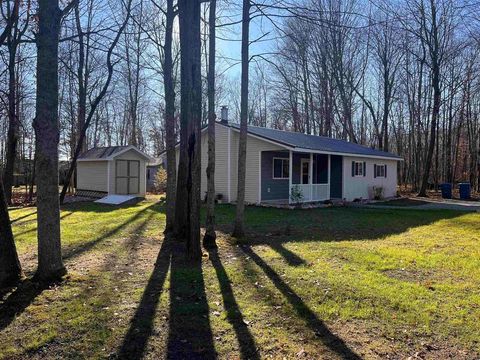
[272,157,289,180]
[375,164,387,178]
[353,161,364,177]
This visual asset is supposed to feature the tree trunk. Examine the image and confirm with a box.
[75,2,88,154]
[4,40,19,205]
[418,1,440,198]
[232,0,250,239]
[28,152,36,202]
[177,0,202,260]
[203,0,217,248]
[59,0,132,205]
[163,0,177,235]
[0,176,22,287]
[32,0,66,281]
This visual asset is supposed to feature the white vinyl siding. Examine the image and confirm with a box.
[178,123,285,204]
[200,123,230,201]
[229,129,284,203]
[343,156,397,201]
[77,162,108,192]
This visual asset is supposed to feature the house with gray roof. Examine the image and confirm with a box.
[178,112,402,205]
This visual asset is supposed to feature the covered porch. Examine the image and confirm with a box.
[260,150,343,204]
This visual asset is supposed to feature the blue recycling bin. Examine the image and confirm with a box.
[440,183,452,199]
[458,183,471,200]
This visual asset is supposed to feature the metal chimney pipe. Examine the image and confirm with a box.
[220,106,229,124]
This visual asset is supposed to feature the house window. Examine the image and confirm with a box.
[375,164,387,178]
[273,158,289,179]
[353,161,364,176]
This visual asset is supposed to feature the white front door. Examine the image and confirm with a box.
[301,159,310,184]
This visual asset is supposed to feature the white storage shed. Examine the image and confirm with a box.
[76,145,150,198]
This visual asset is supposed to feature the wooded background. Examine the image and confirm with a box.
[1,0,480,200]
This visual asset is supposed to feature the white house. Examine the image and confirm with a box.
[76,145,151,198]
[172,115,402,205]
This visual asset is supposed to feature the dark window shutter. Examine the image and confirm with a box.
[374,164,377,178]
[352,161,355,177]
[385,164,387,178]
[363,162,366,177]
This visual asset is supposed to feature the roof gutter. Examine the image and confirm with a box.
[293,147,403,161]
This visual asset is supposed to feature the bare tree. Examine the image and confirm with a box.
[32,0,77,281]
[203,0,217,248]
[0,1,22,287]
[413,0,453,197]
[2,0,30,204]
[59,0,133,205]
[176,0,202,260]
[232,0,250,238]
[162,0,177,235]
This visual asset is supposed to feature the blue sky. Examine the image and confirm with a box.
[216,1,278,79]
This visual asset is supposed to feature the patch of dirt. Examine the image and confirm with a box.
[382,268,435,284]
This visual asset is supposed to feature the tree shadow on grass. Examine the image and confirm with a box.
[0,280,52,332]
[118,237,216,359]
[269,242,306,267]
[166,243,216,359]
[0,205,159,336]
[13,212,74,237]
[117,235,172,359]
[62,198,165,214]
[62,203,158,262]
[214,205,465,267]
[208,248,260,360]
[240,245,362,360]
[10,210,37,224]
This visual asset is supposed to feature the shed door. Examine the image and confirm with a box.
[116,160,140,195]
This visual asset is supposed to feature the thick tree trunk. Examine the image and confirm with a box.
[232,0,250,239]
[32,0,66,281]
[203,0,217,248]
[0,176,22,287]
[177,0,202,260]
[4,43,18,205]
[163,0,177,235]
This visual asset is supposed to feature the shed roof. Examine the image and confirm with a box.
[78,146,128,160]
[78,145,151,161]
[228,123,402,160]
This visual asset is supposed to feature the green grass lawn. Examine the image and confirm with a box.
[1,197,479,359]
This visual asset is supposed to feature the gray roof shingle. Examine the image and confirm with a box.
[78,146,129,160]
[229,123,401,160]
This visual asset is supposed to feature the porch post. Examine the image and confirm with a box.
[289,150,292,205]
[309,153,313,201]
[328,154,331,199]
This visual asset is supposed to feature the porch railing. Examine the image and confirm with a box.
[294,184,329,202]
